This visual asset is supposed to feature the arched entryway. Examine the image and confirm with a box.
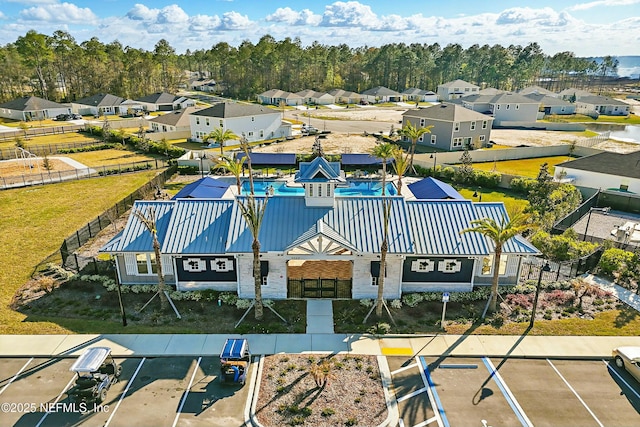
[286,260,352,298]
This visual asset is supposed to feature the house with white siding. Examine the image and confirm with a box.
[189,102,291,143]
[402,88,438,103]
[257,89,304,106]
[71,93,126,117]
[460,92,540,126]
[295,90,335,105]
[328,89,362,105]
[135,92,196,112]
[437,80,480,101]
[0,96,70,121]
[101,157,538,299]
[575,96,631,117]
[554,150,640,192]
[361,86,403,103]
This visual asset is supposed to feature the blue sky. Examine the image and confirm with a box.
[0,0,637,57]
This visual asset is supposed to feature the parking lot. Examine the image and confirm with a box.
[389,356,640,427]
[0,356,251,427]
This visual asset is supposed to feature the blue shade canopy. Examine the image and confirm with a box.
[235,152,297,165]
[408,177,464,200]
[340,154,391,165]
[173,177,230,199]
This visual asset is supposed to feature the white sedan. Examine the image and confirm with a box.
[612,346,640,383]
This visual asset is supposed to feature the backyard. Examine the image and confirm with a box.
[467,156,574,178]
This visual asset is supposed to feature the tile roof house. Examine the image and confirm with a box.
[71,93,125,117]
[554,150,640,192]
[402,103,493,151]
[189,102,291,143]
[101,158,538,299]
[0,96,71,121]
[437,80,480,101]
[575,95,631,117]
[135,92,196,112]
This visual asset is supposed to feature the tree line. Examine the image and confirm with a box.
[0,31,620,104]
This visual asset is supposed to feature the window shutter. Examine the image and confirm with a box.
[161,255,173,275]
[124,253,137,275]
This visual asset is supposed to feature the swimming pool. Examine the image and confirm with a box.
[242,180,397,196]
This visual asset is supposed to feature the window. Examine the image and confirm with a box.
[496,105,500,110]
[418,135,424,142]
[211,258,233,272]
[219,120,223,127]
[482,120,488,129]
[127,253,157,275]
[479,135,486,142]
[195,117,200,125]
[248,131,254,137]
[262,276,268,286]
[318,184,322,197]
[561,107,565,112]
[309,184,313,197]
[420,118,425,127]
[453,138,463,147]
[464,87,470,92]
[481,256,507,275]
[136,254,149,274]
[183,258,206,273]
[326,184,331,197]
[438,260,462,273]
[411,259,434,272]
[251,116,255,121]
[260,130,264,138]
[205,118,210,126]
[506,104,510,110]
[470,121,476,131]
[371,276,378,287]
[515,104,519,110]
[431,135,437,145]
[454,122,460,132]
[463,137,472,146]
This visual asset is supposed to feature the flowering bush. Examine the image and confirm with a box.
[390,299,402,309]
[219,292,238,306]
[235,299,253,309]
[543,289,575,306]
[504,293,532,309]
[401,293,423,307]
[359,299,374,307]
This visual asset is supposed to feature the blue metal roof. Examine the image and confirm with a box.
[108,201,175,252]
[226,196,413,253]
[407,200,490,255]
[235,152,297,165]
[295,156,345,183]
[162,199,234,254]
[341,154,391,165]
[472,203,540,255]
[408,177,464,200]
[172,177,230,199]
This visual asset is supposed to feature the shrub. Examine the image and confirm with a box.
[510,177,537,194]
[218,292,238,306]
[368,322,391,335]
[178,165,200,175]
[402,293,423,307]
[359,299,373,307]
[472,169,502,188]
[321,408,335,417]
[599,248,636,277]
[390,299,402,309]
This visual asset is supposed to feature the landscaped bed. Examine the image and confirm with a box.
[254,353,387,427]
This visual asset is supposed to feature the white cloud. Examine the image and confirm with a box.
[157,5,189,24]
[189,14,222,32]
[219,11,252,30]
[19,2,97,24]
[496,7,574,26]
[568,0,640,11]
[320,1,378,27]
[266,7,322,26]
[126,4,158,21]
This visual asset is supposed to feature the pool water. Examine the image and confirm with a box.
[242,180,397,196]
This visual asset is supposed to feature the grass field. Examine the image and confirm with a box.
[0,131,102,150]
[547,114,640,125]
[456,186,529,212]
[0,170,160,334]
[65,149,161,167]
[469,156,572,178]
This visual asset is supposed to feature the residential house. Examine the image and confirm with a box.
[401,103,493,151]
[518,86,558,97]
[191,78,217,92]
[328,89,362,105]
[0,96,70,121]
[477,88,505,96]
[361,86,403,103]
[575,96,631,117]
[71,93,125,117]
[295,90,335,105]
[460,92,540,126]
[257,89,304,106]
[402,88,438,103]
[101,157,538,298]
[437,80,480,101]
[524,94,576,115]
[558,88,593,101]
[189,102,291,143]
[135,92,196,112]
[148,107,201,133]
[554,150,640,193]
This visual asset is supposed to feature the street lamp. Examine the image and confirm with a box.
[582,206,611,241]
[529,261,551,329]
[430,153,437,175]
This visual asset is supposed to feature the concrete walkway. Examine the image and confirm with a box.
[582,273,640,311]
[305,300,334,333]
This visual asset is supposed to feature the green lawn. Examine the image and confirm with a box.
[65,149,161,167]
[0,170,160,334]
[469,156,572,178]
[547,114,640,125]
[455,186,529,212]
[0,131,103,150]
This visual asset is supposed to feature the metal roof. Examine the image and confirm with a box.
[109,201,175,252]
[408,177,464,200]
[472,203,540,255]
[162,199,234,254]
[226,196,413,254]
[235,152,297,165]
[407,200,489,255]
[341,154,389,165]
[295,157,345,183]
[172,177,230,199]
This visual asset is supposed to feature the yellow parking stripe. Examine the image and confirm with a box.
[381,347,413,356]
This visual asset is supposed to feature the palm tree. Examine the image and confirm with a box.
[461,211,532,313]
[214,155,244,193]
[391,147,410,196]
[132,206,168,311]
[236,137,266,320]
[204,127,238,156]
[369,142,396,317]
[398,120,433,173]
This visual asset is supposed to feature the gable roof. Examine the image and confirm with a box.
[108,201,174,252]
[0,96,68,111]
[192,102,277,118]
[149,107,201,127]
[361,86,402,96]
[523,94,572,106]
[340,154,389,165]
[575,95,629,106]
[556,150,640,179]
[135,92,180,104]
[558,88,593,99]
[295,156,345,183]
[328,89,360,98]
[402,88,436,96]
[438,79,479,89]
[403,103,492,123]
[472,203,539,254]
[408,177,464,200]
[172,176,230,199]
[259,89,303,100]
[74,93,124,107]
[518,86,557,96]
[295,89,332,98]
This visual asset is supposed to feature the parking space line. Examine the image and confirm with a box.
[415,416,439,427]
[172,356,202,427]
[391,362,418,376]
[418,356,448,427]
[547,359,603,427]
[0,357,33,395]
[35,374,77,427]
[104,357,146,427]
[396,386,428,403]
[604,360,640,400]
[481,358,532,427]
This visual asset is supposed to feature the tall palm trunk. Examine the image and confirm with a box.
[489,246,502,313]
[152,234,168,311]
[252,239,263,319]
